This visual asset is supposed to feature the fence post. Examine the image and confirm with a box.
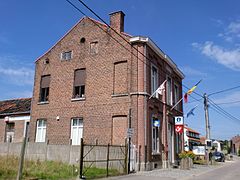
[124,138,128,174]
[16,123,29,180]
[106,143,110,177]
[79,138,84,179]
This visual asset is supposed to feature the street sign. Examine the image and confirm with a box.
[175,125,183,133]
[205,139,212,149]
[127,128,134,137]
[193,146,205,156]
[175,116,183,125]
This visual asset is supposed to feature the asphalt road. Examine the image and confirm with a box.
[102,157,240,180]
[186,160,240,180]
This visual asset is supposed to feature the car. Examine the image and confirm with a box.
[212,152,225,162]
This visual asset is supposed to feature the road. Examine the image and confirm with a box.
[104,157,240,180]
[186,160,240,180]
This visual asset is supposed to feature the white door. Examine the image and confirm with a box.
[71,118,83,145]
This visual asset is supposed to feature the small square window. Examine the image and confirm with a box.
[90,42,98,54]
[61,51,72,60]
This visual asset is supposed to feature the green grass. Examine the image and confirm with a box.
[0,155,120,179]
[83,167,120,179]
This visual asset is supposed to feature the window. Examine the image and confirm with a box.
[174,83,180,110]
[166,76,172,105]
[73,69,86,98]
[5,122,15,143]
[40,75,50,102]
[61,51,72,60]
[151,65,158,97]
[152,117,160,153]
[71,118,83,145]
[113,61,127,94]
[90,42,98,54]
[35,119,46,142]
[112,116,127,145]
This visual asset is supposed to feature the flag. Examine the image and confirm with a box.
[149,80,167,99]
[156,80,167,95]
[184,80,202,103]
[186,105,198,118]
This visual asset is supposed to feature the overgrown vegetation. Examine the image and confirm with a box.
[0,156,120,179]
[178,151,196,160]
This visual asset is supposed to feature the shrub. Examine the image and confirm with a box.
[179,151,196,160]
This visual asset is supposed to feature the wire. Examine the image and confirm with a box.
[208,98,240,123]
[65,0,204,106]
[208,85,240,97]
[216,100,240,105]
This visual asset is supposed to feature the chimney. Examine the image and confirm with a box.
[109,11,125,33]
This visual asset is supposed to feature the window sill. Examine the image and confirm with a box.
[37,101,49,105]
[71,97,86,102]
[111,93,129,98]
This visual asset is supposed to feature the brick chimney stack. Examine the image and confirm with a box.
[109,11,125,33]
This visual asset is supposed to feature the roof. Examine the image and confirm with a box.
[35,16,132,62]
[0,98,31,116]
[185,126,200,134]
[130,36,184,79]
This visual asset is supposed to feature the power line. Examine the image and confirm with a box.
[208,85,240,97]
[216,100,240,105]
[66,0,205,107]
[208,98,240,123]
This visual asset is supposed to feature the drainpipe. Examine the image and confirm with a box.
[143,44,147,169]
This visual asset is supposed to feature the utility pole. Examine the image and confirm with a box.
[204,93,210,139]
[204,93,211,165]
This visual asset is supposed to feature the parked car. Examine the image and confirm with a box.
[212,152,225,162]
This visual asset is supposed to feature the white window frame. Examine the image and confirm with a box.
[166,76,172,105]
[71,118,83,145]
[152,117,160,154]
[61,51,73,60]
[151,64,158,97]
[35,119,46,142]
[174,83,180,110]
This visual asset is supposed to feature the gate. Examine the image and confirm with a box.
[79,138,128,179]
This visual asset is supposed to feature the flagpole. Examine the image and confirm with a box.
[170,97,184,111]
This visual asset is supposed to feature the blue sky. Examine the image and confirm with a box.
[1,0,240,140]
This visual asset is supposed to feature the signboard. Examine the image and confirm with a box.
[175,116,183,125]
[153,119,160,127]
[205,139,212,149]
[127,128,134,137]
[175,125,183,133]
[193,146,205,156]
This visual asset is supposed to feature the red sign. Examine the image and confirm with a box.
[175,125,183,133]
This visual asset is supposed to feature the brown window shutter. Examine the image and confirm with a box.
[41,75,50,88]
[74,69,86,86]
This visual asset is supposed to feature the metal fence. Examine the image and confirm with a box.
[79,138,128,179]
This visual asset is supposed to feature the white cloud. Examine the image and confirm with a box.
[0,66,34,85]
[192,41,240,71]
[219,20,240,42]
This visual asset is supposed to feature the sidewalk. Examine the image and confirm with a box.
[104,156,240,180]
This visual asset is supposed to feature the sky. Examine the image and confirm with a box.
[0,0,240,140]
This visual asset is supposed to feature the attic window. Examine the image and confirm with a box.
[90,42,98,54]
[61,51,72,60]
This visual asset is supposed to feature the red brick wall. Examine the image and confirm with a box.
[29,17,132,145]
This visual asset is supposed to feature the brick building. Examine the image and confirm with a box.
[231,135,240,155]
[29,11,184,170]
[0,98,31,143]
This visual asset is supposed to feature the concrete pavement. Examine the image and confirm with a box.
[103,156,240,180]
